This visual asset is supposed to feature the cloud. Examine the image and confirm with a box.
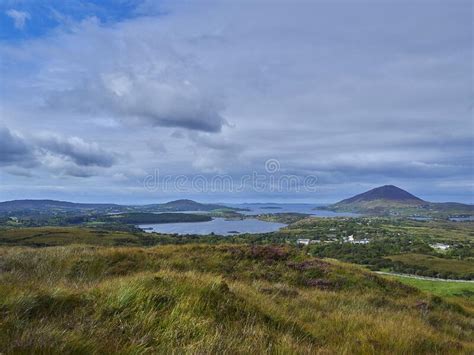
[0,1,472,201]
[0,126,36,167]
[52,73,227,132]
[0,125,118,178]
[36,134,118,168]
[6,9,30,29]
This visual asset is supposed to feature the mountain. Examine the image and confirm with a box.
[337,185,424,205]
[326,185,473,217]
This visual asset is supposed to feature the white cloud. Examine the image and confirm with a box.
[6,9,30,29]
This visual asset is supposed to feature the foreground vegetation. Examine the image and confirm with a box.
[0,244,473,353]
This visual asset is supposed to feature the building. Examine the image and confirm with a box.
[296,239,310,246]
[352,239,370,245]
[430,243,450,251]
[343,234,370,244]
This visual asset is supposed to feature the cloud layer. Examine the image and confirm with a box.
[0,0,472,203]
[0,127,35,166]
[0,126,118,176]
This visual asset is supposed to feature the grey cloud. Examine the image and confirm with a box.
[0,126,36,167]
[37,135,117,167]
[47,75,227,133]
[32,21,229,134]
[0,125,118,178]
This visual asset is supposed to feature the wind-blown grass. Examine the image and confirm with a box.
[0,244,472,353]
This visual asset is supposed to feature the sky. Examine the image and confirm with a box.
[0,0,472,204]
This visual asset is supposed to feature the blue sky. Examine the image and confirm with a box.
[0,0,146,40]
[0,0,472,204]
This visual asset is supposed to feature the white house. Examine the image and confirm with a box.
[343,234,370,244]
[296,239,310,246]
[352,239,370,245]
[430,243,450,251]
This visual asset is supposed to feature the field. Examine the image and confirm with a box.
[383,274,474,299]
[388,254,474,274]
[0,227,148,247]
[0,244,473,353]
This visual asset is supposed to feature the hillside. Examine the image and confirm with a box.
[144,199,236,212]
[0,199,121,213]
[338,185,424,205]
[326,185,473,217]
[0,244,472,353]
[0,199,239,216]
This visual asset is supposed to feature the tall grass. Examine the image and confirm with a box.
[0,244,472,353]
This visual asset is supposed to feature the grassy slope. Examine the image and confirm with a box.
[0,244,473,353]
[0,227,147,247]
[383,275,474,299]
[387,253,474,274]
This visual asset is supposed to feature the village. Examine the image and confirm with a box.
[296,234,370,246]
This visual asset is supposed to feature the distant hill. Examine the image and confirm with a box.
[146,199,235,212]
[0,199,121,214]
[326,185,473,217]
[0,199,239,216]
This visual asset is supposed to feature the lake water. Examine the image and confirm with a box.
[449,216,474,222]
[139,217,287,236]
[139,203,360,236]
[225,203,361,217]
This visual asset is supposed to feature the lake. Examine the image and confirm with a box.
[449,216,474,222]
[139,203,360,236]
[226,203,361,217]
[139,217,287,236]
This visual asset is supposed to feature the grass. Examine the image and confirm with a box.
[381,220,474,243]
[387,253,474,275]
[0,244,473,353]
[0,227,147,247]
[382,275,474,299]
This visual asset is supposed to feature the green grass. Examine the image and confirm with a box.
[387,253,474,275]
[0,244,473,353]
[383,275,474,299]
[0,227,148,247]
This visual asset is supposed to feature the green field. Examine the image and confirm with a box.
[0,227,147,247]
[0,244,473,353]
[383,274,474,298]
[387,253,474,278]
